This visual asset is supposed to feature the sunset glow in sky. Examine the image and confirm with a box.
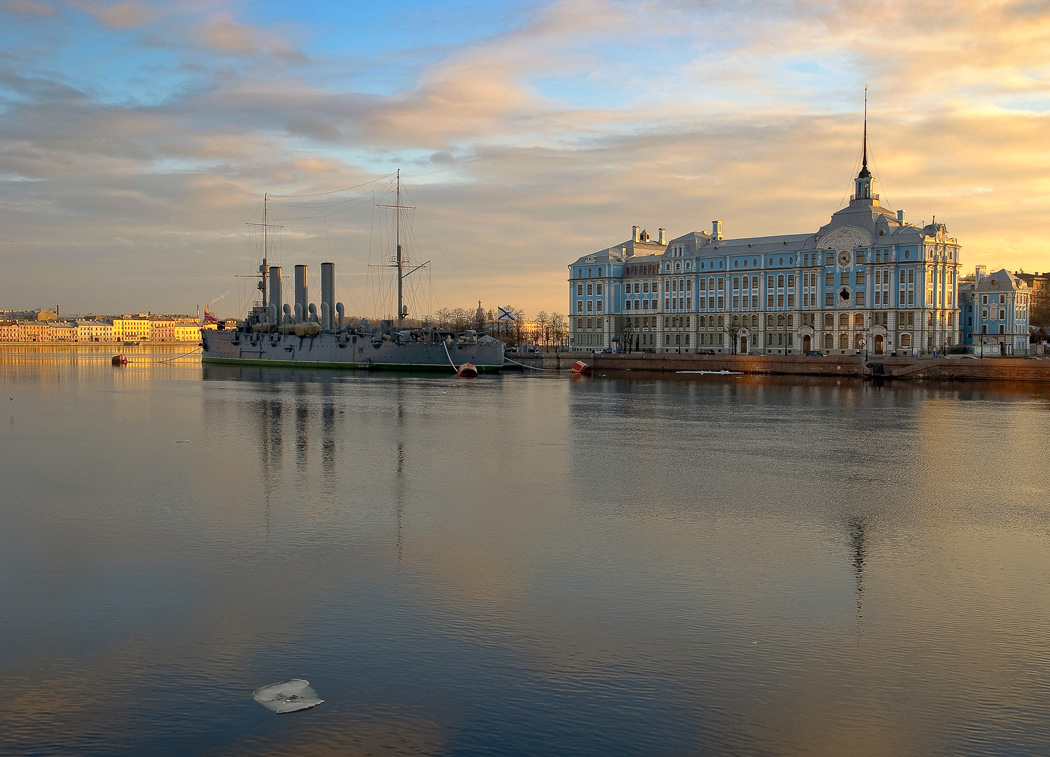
[2,0,1049,318]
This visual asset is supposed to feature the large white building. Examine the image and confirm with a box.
[569,129,962,357]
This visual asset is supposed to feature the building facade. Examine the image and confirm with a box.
[959,267,1030,355]
[569,139,962,357]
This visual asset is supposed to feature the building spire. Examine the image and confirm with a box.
[858,85,871,180]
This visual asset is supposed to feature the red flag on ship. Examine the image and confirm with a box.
[204,308,218,324]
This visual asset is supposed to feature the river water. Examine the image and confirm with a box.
[1,352,1049,756]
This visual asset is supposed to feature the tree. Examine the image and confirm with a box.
[535,311,550,348]
[1031,293,1050,328]
[621,318,635,353]
[725,316,743,354]
[550,313,567,349]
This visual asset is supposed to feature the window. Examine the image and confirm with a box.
[596,302,603,313]
[576,301,583,313]
[857,271,866,285]
[826,253,834,265]
[767,294,774,308]
[787,275,795,288]
[576,284,583,296]
[777,294,784,307]
[787,294,795,307]
[777,275,784,288]
[587,301,593,313]
[597,283,603,295]
[825,293,834,306]
[768,275,774,288]
[825,272,834,286]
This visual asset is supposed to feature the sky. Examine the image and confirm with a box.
[2,0,1050,320]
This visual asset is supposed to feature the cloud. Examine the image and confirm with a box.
[194,10,305,61]
[6,0,56,16]
[2,0,1050,316]
[69,0,152,28]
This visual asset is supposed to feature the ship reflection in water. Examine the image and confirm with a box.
[2,359,1050,755]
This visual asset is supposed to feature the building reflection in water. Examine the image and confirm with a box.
[847,516,867,637]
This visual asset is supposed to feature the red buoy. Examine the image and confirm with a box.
[571,360,592,376]
[457,362,478,378]
[111,354,128,366]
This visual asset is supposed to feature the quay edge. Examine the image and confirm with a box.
[510,352,1050,382]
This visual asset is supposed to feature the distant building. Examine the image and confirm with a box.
[113,316,150,343]
[958,268,1030,356]
[75,320,116,342]
[568,125,961,356]
[174,323,202,342]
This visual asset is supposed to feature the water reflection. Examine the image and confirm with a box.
[3,360,1050,755]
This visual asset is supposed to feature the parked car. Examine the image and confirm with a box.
[747,350,766,356]
[698,349,715,355]
[805,350,825,357]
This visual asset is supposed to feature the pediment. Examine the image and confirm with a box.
[817,225,871,251]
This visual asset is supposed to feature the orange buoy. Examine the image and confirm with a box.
[571,360,591,376]
[111,354,128,366]
[457,362,478,378]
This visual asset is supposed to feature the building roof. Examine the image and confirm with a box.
[976,269,1027,293]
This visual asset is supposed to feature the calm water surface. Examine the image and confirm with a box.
[1,352,1049,756]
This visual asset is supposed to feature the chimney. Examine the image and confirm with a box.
[632,225,640,242]
[658,228,667,245]
[712,220,724,241]
[897,209,906,224]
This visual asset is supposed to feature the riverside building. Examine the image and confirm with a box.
[568,125,963,357]
[958,267,1030,356]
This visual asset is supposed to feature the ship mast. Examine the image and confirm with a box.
[244,193,282,315]
[377,170,427,331]
[396,174,403,330]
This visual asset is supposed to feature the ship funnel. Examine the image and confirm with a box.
[269,266,282,324]
[294,265,308,323]
[321,262,335,331]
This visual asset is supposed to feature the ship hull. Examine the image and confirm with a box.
[201,330,504,373]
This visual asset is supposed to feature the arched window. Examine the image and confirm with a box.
[751,315,759,328]
[900,334,911,347]
[777,315,785,327]
[777,274,784,288]
[787,315,794,327]
[717,316,724,328]
[854,313,864,327]
[823,333,834,349]
[732,315,740,327]
[839,313,849,327]
[839,333,849,349]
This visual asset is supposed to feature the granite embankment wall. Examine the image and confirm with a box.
[507,352,1050,382]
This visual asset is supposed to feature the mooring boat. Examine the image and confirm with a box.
[201,173,504,373]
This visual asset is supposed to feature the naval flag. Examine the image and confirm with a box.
[497,306,515,322]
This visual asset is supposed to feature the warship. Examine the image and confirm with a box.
[201,173,504,373]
